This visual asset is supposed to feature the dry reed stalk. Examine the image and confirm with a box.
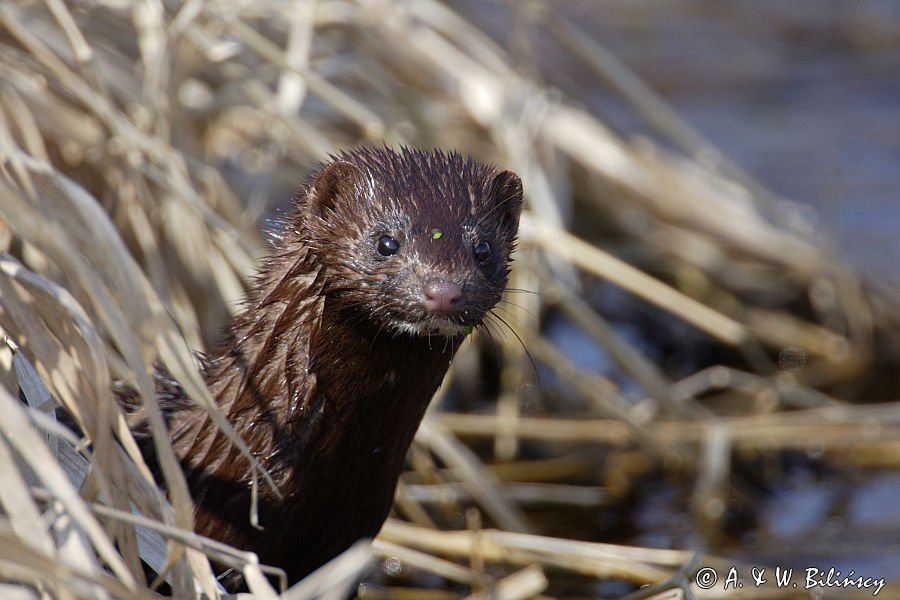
[439,409,900,451]
[379,519,696,583]
[459,564,547,600]
[0,0,897,598]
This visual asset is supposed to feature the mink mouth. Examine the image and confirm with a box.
[391,314,478,338]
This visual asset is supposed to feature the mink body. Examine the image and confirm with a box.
[139,148,523,584]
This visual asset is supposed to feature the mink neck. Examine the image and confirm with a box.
[299,302,457,465]
[221,299,456,456]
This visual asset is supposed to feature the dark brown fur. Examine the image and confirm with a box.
[139,148,523,584]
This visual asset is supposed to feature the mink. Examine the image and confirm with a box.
[133,147,523,585]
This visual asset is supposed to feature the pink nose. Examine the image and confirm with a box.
[423,281,463,313]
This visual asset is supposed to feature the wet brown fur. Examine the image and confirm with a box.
[136,148,523,584]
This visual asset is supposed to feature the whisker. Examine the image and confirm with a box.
[487,311,541,387]
[502,288,539,296]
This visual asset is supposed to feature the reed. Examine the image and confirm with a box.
[1,1,897,598]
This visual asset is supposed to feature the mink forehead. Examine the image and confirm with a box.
[375,199,477,239]
[340,147,498,224]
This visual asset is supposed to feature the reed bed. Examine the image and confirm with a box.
[0,1,898,598]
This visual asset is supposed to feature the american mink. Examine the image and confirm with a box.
[136,147,523,585]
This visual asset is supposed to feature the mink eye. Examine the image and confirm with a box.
[473,240,492,264]
[377,235,400,256]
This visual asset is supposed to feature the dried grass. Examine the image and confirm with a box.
[0,1,898,599]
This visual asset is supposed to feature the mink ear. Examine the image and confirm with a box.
[307,160,365,217]
[490,170,524,225]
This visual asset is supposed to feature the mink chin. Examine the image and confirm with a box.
[128,147,523,588]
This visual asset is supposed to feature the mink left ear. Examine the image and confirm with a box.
[490,170,524,226]
[307,160,366,218]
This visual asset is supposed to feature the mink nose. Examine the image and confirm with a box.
[423,281,463,313]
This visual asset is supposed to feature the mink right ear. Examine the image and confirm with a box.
[307,160,365,217]
[490,169,524,226]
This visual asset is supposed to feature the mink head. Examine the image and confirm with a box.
[297,147,523,338]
